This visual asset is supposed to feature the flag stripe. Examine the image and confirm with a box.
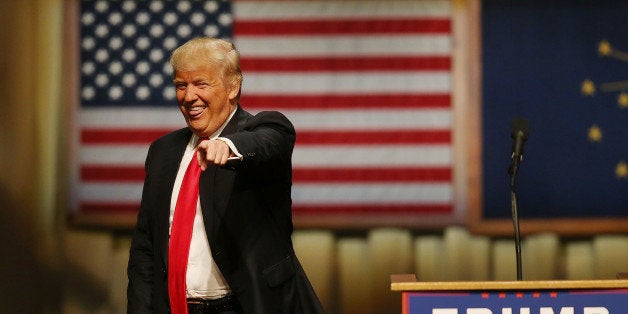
[242,72,451,94]
[292,204,452,214]
[82,129,171,144]
[81,166,451,182]
[293,145,452,167]
[80,108,452,130]
[234,1,451,20]
[235,35,451,57]
[81,202,139,213]
[240,94,451,109]
[296,130,451,144]
[234,19,451,35]
[82,166,145,182]
[80,145,452,166]
[80,183,142,202]
[291,183,452,203]
[81,182,451,203]
[240,56,451,72]
[79,202,453,214]
[285,109,451,130]
[82,129,450,144]
[294,168,452,182]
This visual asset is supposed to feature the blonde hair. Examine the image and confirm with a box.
[170,37,243,99]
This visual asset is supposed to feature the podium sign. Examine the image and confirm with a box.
[391,278,628,314]
[404,290,627,314]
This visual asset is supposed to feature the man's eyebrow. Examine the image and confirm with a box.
[173,76,210,83]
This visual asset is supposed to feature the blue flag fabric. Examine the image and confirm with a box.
[80,0,233,107]
[482,0,628,219]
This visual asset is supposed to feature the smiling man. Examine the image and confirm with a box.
[127,38,324,314]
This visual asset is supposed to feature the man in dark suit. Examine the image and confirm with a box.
[127,37,324,314]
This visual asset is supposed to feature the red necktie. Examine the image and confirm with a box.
[168,138,206,314]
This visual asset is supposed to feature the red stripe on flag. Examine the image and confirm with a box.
[235,19,451,35]
[82,166,145,182]
[80,203,452,215]
[240,94,451,109]
[294,167,451,182]
[297,130,450,144]
[240,56,450,72]
[81,202,139,213]
[293,204,452,214]
[82,129,169,144]
[81,166,450,183]
[81,129,450,145]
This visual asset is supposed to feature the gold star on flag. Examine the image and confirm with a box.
[581,79,596,96]
[618,92,628,108]
[588,124,602,142]
[598,40,612,56]
[615,161,628,179]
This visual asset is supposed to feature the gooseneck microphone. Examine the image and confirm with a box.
[508,117,529,281]
[509,118,530,182]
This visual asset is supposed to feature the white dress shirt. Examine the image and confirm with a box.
[169,108,241,299]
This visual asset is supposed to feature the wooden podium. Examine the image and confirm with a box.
[391,275,628,314]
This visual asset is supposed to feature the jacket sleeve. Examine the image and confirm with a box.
[223,111,296,166]
[220,110,296,239]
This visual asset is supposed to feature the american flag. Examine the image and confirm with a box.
[76,0,456,227]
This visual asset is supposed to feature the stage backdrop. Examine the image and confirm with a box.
[72,0,456,228]
[479,0,628,233]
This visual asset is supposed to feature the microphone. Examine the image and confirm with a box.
[507,117,529,281]
[508,118,530,178]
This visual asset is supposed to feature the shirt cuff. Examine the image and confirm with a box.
[216,137,243,160]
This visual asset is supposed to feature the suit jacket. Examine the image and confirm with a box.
[127,106,324,313]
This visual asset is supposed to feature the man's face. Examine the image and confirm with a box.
[173,65,238,137]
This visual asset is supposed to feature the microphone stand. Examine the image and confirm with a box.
[509,160,523,281]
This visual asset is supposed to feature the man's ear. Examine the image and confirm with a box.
[228,80,240,101]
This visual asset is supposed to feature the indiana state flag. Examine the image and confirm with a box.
[482,0,628,220]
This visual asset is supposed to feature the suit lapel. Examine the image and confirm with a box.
[221,105,245,135]
[159,129,192,266]
[199,106,243,247]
